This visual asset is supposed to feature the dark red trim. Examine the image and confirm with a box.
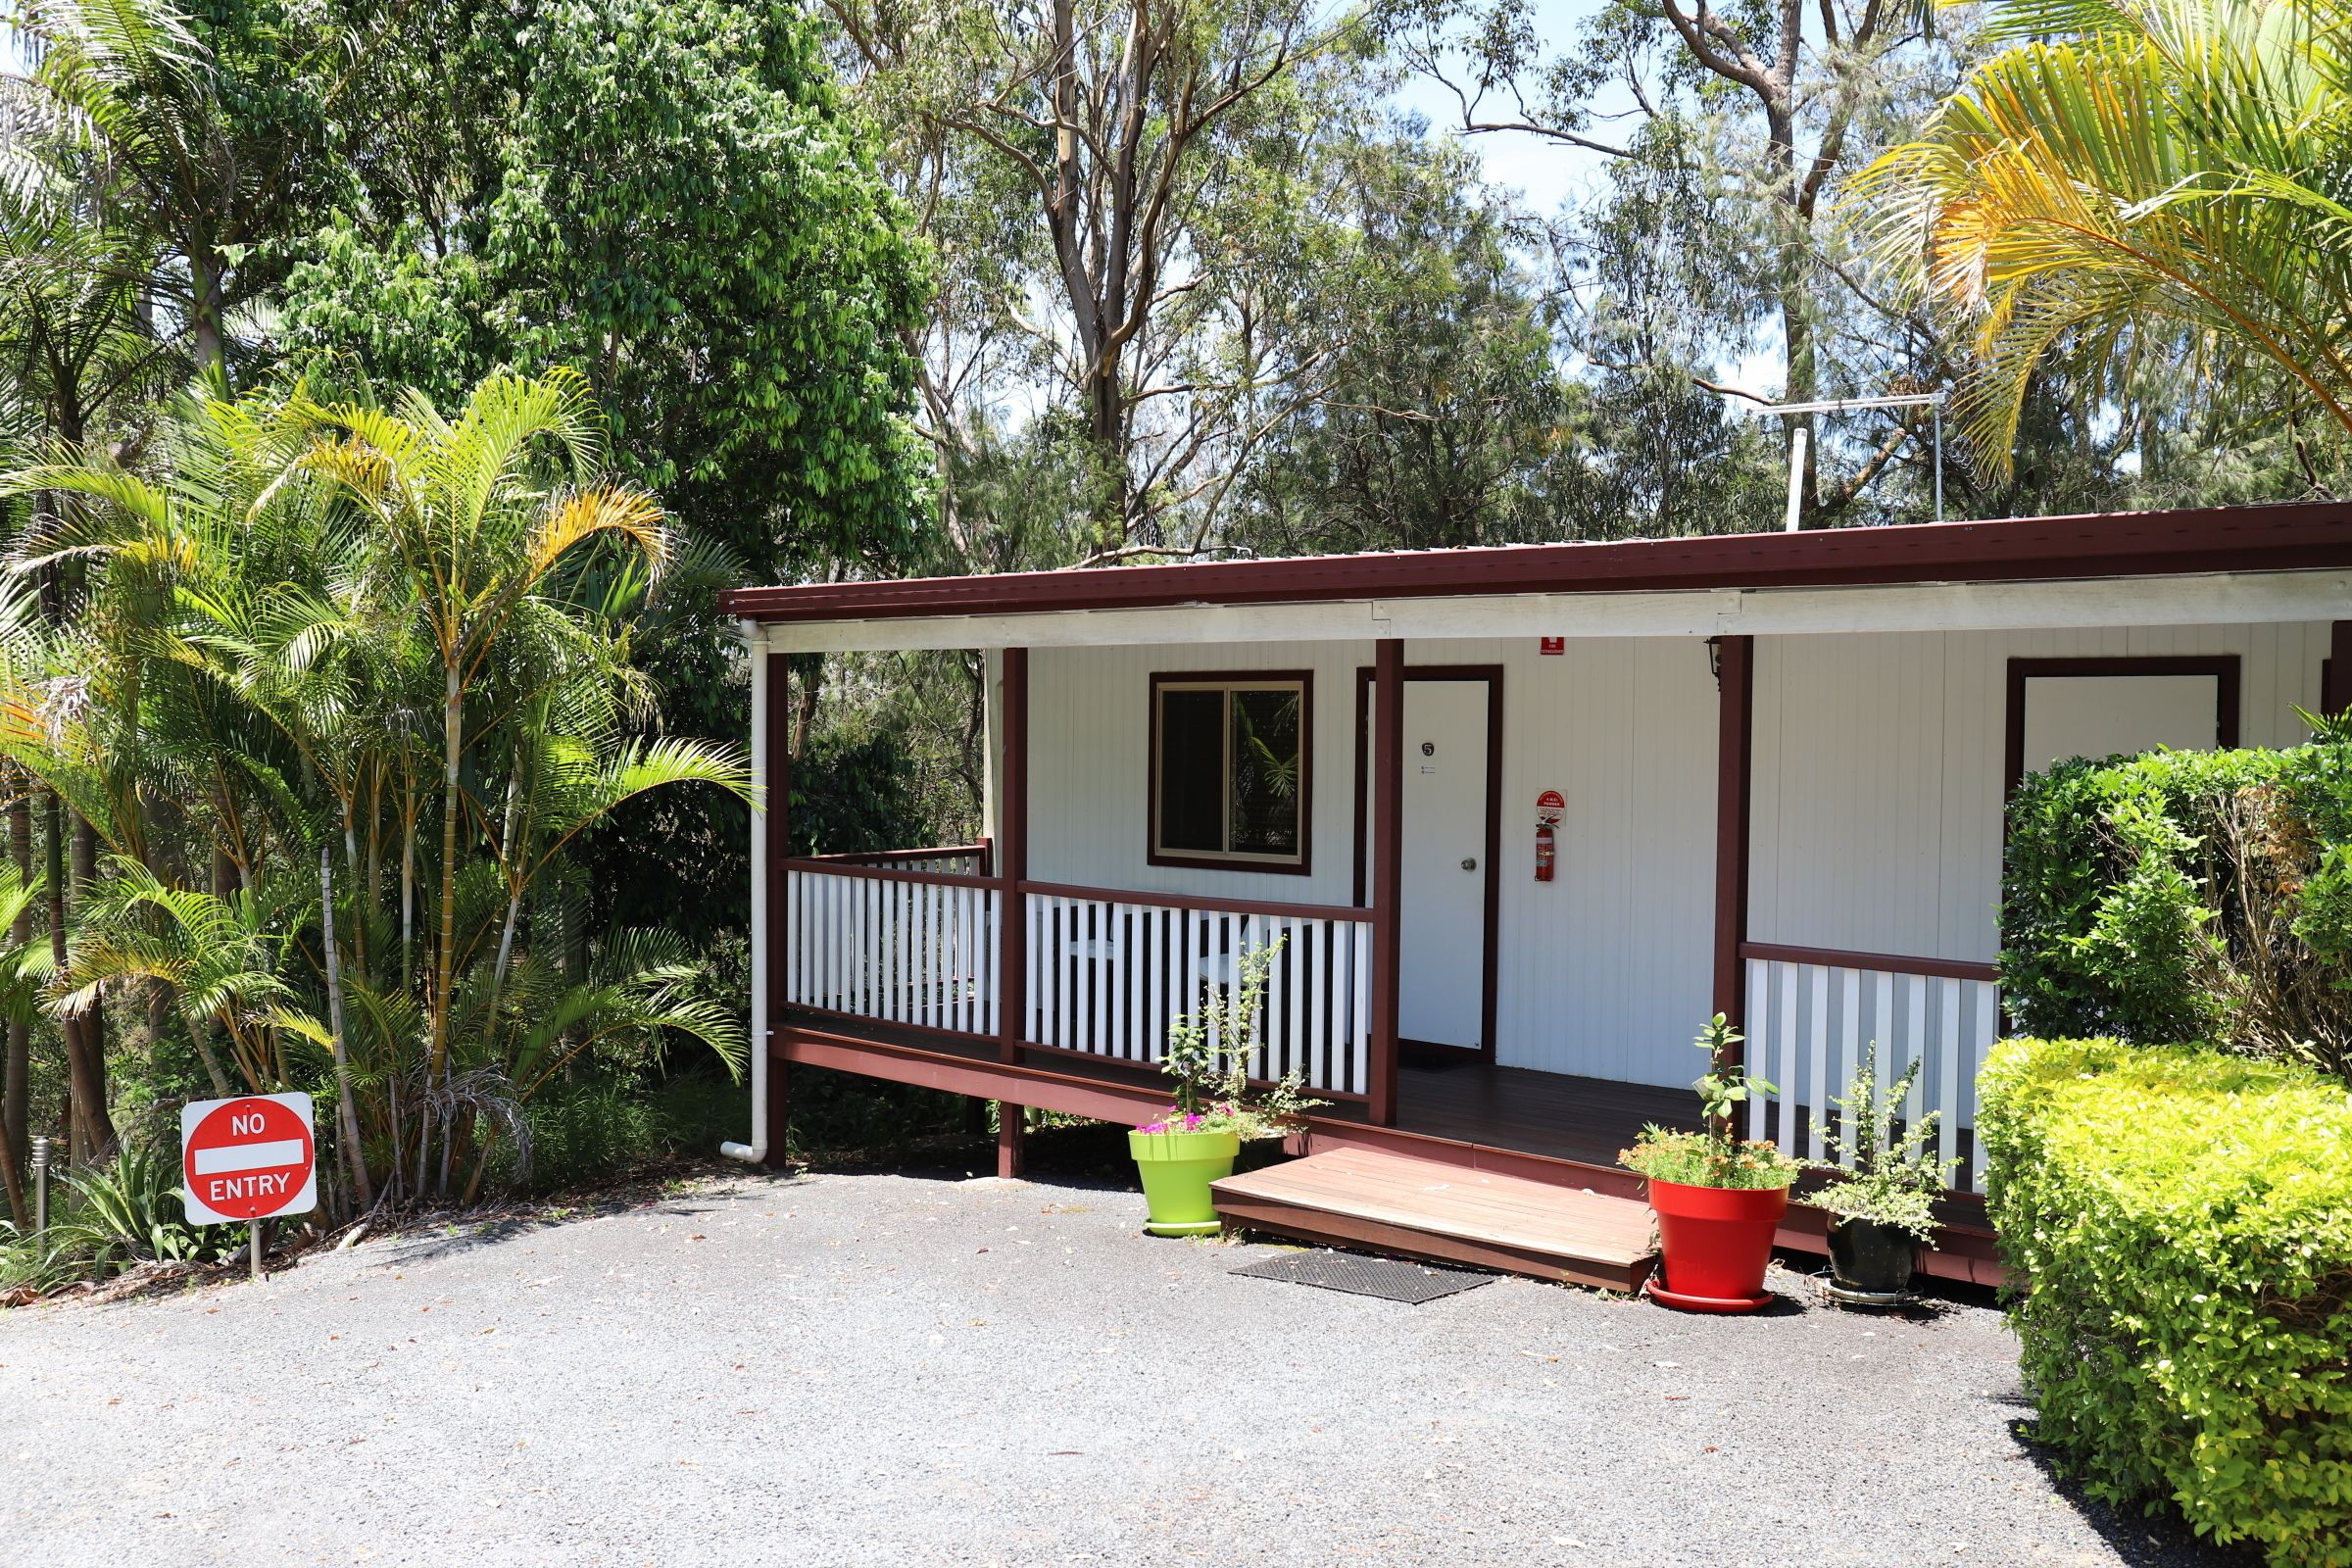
[2003,655,2242,797]
[1738,941,1999,984]
[1017,879,1363,922]
[762,652,792,1168]
[999,649,1029,1067]
[997,1106,1024,1178]
[1145,670,1314,877]
[722,502,2352,623]
[799,844,990,866]
[776,1026,1172,1125]
[777,857,997,889]
[1368,641,1404,1126]
[1711,636,1754,1052]
[1014,1035,1370,1103]
[1349,665,1503,1061]
[2325,620,2352,716]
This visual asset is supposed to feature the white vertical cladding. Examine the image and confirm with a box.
[1414,633,1719,1089]
[1025,640,1372,907]
[1749,621,2333,962]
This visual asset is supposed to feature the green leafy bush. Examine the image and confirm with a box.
[2002,740,2352,1074]
[1979,1037,2352,1566]
[1,1143,230,1297]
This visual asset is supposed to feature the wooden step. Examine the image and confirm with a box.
[1210,1147,1658,1293]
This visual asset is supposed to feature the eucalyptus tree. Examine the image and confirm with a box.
[1389,0,1966,522]
[1849,0,2352,475]
[824,0,1370,562]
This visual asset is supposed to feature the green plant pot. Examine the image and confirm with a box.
[1128,1128,1242,1237]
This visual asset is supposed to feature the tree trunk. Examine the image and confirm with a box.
[3,789,28,1224]
[190,245,227,391]
[320,844,371,1208]
[69,812,115,1154]
[431,666,465,1199]
[431,666,462,1079]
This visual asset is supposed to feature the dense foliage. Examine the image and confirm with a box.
[2002,740,2352,1076]
[1979,1037,2352,1566]
[0,370,750,1248]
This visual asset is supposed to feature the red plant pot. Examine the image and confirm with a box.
[1644,1177,1791,1310]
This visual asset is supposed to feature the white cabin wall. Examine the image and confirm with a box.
[1025,641,1372,906]
[1408,637,1721,1088]
[1749,621,2333,963]
[1025,635,1722,1088]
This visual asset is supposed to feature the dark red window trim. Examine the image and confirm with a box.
[1146,669,1315,877]
[2002,655,2242,797]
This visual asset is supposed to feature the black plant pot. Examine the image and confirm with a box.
[1827,1216,1917,1295]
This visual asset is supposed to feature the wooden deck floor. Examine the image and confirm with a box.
[1389,1061,1700,1165]
[1210,1146,1658,1292]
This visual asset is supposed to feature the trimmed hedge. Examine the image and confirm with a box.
[1980,1037,2352,1565]
[2002,741,2352,1071]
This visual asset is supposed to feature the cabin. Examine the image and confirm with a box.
[718,504,2352,1290]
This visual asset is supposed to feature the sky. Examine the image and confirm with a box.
[1383,0,1626,220]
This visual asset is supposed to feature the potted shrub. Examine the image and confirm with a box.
[1621,1014,1804,1312]
[1811,1041,1954,1299]
[1129,942,1321,1237]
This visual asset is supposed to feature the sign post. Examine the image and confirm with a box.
[180,1092,317,1282]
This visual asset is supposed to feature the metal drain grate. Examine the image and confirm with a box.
[1231,1249,1495,1303]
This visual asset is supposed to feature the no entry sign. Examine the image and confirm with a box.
[181,1092,317,1226]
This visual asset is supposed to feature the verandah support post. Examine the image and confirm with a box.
[1711,634,1755,1067]
[760,648,793,1170]
[1368,638,1404,1126]
[996,647,1029,1178]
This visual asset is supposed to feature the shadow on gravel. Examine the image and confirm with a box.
[2001,1419,2259,1567]
[371,1185,773,1265]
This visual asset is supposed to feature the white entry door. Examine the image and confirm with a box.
[1391,679,1492,1051]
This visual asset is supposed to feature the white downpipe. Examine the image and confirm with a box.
[1783,423,1808,532]
[722,617,770,1163]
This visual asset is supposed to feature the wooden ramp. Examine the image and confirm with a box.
[1211,1147,1658,1293]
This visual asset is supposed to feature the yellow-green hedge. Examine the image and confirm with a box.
[1979,1038,2352,1565]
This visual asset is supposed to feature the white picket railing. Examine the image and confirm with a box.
[784,864,999,1035]
[1021,888,1372,1098]
[1740,949,2001,1193]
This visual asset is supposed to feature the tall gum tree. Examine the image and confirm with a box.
[1392,0,1957,522]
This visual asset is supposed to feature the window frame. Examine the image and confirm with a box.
[2002,654,2241,798]
[1146,670,1314,876]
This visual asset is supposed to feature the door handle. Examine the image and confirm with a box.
[1461,858,1478,871]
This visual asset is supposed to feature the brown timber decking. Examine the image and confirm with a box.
[771,1013,2004,1287]
[1210,1147,1658,1292]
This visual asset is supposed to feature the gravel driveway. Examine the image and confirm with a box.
[1,1159,2240,1567]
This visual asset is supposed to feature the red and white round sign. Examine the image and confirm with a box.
[181,1092,317,1226]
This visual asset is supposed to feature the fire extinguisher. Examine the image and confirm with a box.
[1534,789,1564,882]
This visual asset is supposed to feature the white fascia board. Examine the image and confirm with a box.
[758,569,2352,653]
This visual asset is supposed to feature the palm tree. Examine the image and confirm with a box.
[1848,0,2352,470]
[6,0,350,387]
[1,371,749,1201]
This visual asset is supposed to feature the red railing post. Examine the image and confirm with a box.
[1711,634,1754,1064]
[1368,638,1404,1126]
[996,648,1029,1176]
